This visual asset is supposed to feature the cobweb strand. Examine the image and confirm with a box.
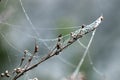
[19,0,39,37]
[88,52,103,76]
[72,29,96,78]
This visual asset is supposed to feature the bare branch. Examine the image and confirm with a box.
[12,16,103,80]
[0,16,103,80]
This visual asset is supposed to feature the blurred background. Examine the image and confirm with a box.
[0,0,120,80]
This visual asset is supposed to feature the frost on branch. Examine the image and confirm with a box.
[0,16,103,80]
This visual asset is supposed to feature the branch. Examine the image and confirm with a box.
[0,16,103,80]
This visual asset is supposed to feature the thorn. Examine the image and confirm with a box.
[58,34,62,37]
[5,70,10,77]
[100,16,104,21]
[28,58,32,62]
[21,57,25,61]
[56,42,61,50]
[68,40,73,43]
[5,70,9,74]
[15,68,24,74]
[19,57,25,66]
[58,34,62,42]
[24,50,28,54]
[1,73,5,77]
[81,24,85,28]
[6,73,10,77]
[34,45,39,52]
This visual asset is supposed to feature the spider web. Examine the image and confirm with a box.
[0,0,104,80]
